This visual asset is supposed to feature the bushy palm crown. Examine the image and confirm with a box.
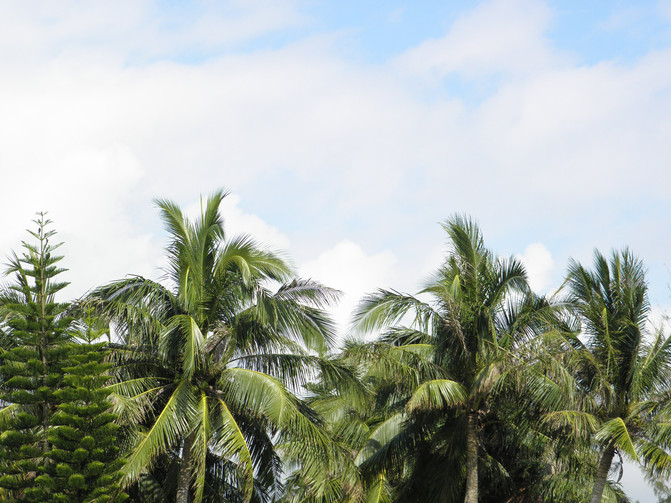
[568,250,651,413]
[349,216,559,502]
[91,190,339,502]
[355,215,531,408]
[563,250,671,502]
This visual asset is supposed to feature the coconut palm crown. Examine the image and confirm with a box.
[565,249,671,503]
[352,215,549,503]
[90,190,340,503]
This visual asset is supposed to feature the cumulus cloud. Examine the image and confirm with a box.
[0,141,157,299]
[183,193,291,252]
[518,243,554,293]
[299,240,398,342]
[0,0,669,362]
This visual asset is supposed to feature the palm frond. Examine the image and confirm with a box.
[406,379,467,412]
[122,379,199,483]
[355,413,406,466]
[353,290,436,336]
[595,418,639,461]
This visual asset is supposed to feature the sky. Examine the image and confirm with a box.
[1,0,670,499]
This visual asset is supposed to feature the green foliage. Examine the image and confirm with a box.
[0,214,72,502]
[2,203,670,503]
[284,216,620,503]
[346,215,551,502]
[562,250,671,502]
[90,190,339,503]
[42,337,127,503]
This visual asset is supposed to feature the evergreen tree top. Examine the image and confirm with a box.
[5,212,69,307]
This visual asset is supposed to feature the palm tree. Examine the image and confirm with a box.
[564,249,671,503]
[280,337,442,503]
[352,215,554,503]
[90,190,340,503]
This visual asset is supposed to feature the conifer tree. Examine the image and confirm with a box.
[0,214,72,502]
[44,310,127,503]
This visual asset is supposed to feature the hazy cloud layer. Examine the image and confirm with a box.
[1,0,668,304]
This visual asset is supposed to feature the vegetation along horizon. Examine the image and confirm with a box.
[0,190,669,503]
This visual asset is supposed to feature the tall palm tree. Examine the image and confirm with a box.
[565,249,671,503]
[90,190,340,503]
[352,215,552,503]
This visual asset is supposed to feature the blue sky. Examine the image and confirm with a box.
[0,0,670,498]
[306,0,671,64]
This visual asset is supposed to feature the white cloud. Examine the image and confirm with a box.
[0,0,306,67]
[598,7,646,32]
[387,7,405,24]
[183,193,291,252]
[420,246,447,279]
[467,48,671,220]
[219,194,292,251]
[395,0,562,79]
[299,240,397,342]
[518,243,554,293]
[0,0,669,373]
[0,141,158,299]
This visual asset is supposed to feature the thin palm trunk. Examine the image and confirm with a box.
[590,444,615,503]
[464,413,478,503]
[176,432,196,503]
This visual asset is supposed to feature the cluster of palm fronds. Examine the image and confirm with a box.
[1,192,670,503]
[282,218,671,503]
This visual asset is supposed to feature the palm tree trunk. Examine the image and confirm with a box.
[590,444,615,503]
[176,432,196,503]
[464,413,478,503]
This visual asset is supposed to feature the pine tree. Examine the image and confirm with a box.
[0,214,72,502]
[44,312,127,503]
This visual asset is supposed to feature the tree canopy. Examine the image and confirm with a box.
[0,199,669,503]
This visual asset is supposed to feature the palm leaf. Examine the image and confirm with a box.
[406,379,467,412]
[122,379,198,483]
[355,413,406,466]
[595,417,639,461]
[211,396,255,500]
